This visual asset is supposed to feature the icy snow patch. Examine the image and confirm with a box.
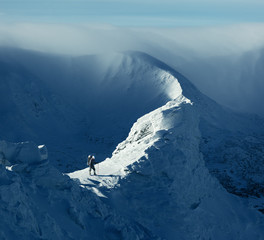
[38,145,48,160]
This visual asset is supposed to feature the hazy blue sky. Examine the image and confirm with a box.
[0,0,264,27]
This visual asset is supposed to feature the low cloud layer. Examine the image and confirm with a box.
[1,22,264,56]
[0,22,264,116]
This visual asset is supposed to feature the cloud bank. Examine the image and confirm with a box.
[1,22,264,56]
[0,22,264,116]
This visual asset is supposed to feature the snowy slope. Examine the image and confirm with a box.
[69,99,264,239]
[0,140,157,239]
[64,50,264,208]
[69,69,264,239]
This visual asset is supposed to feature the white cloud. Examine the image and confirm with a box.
[1,22,264,57]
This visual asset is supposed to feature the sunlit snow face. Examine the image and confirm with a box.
[157,71,182,100]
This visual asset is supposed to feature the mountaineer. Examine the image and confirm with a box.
[87,155,97,175]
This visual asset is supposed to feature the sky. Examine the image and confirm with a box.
[0,0,264,27]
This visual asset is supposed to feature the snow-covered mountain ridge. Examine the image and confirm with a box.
[1,47,264,239]
[70,94,264,239]
[0,48,193,172]
[68,52,264,239]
